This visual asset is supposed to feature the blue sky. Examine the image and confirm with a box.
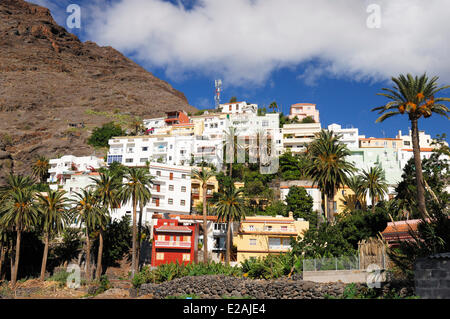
[28,0,449,141]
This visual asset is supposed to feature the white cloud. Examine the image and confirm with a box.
[81,0,450,86]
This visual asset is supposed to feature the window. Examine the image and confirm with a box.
[107,155,122,164]
[249,239,257,246]
[157,235,165,241]
[281,226,287,231]
[142,147,148,151]
[180,200,186,206]
[168,198,173,205]
[156,253,164,260]
[181,174,186,179]
[125,158,133,163]
[152,198,157,204]
[181,186,186,192]
[140,158,147,163]
[182,254,190,261]
[248,225,255,231]
[126,211,131,214]
[156,171,161,176]
[169,185,174,191]
[184,236,191,242]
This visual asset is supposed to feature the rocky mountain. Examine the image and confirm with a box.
[0,0,197,183]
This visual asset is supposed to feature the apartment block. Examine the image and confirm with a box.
[233,213,309,263]
[282,122,322,154]
[288,103,320,122]
[327,123,362,149]
[47,155,105,184]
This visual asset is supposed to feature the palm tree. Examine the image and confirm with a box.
[36,189,69,281]
[90,172,122,278]
[0,174,34,203]
[0,188,39,286]
[269,101,278,113]
[118,168,152,276]
[71,189,101,282]
[359,166,389,213]
[214,186,246,265]
[372,73,449,218]
[31,156,50,184]
[305,130,356,223]
[191,166,216,263]
[90,206,110,280]
[346,174,366,210]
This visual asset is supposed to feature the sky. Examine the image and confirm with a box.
[27,0,450,141]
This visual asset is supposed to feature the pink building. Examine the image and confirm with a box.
[288,103,320,122]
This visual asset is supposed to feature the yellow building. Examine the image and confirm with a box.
[333,186,356,215]
[359,137,403,150]
[233,213,309,263]
[191,174,219,208]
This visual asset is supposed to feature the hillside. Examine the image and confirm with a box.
[0,0,197,183]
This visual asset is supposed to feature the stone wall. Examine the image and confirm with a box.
[415,254,450,299]
[135,275,348,299]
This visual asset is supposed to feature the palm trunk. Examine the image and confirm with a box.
[137,204,143,270]
[95,229,104,280]
[85,228,91,282]
[410,118,429,219]
[327,194,334,223]
[226,221,231,265]
[131,195,138,277]
[11,229,21,287]
[40,232,49,281]
[202,183,208,264]
[0,243,5,280]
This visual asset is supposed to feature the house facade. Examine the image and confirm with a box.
[151,218,199,266]
[233,213,309,263]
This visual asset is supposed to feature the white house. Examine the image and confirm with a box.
[47,155,106,185]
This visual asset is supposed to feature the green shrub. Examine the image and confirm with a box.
[47,270,71,287]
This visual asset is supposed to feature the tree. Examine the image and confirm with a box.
[71,189,102,282]
[359,166,389,213]
[229,96,237,103]
[284,186,317,228]
[214,186,246,265]
[372,73,449,219]
[269,101,278,113]
[0,188,39,286]
[278,151,309,180]
[36,189,69,281]
[90,206,110,280]
[31,156,50,184]
[128,116,145,136]
[301,116,315,123]
[90,172,123,278]
[87,122,125,148]
[305,130,356,223]
[118,168,152,276]
[191,167,216,263]
[395,144,449,219]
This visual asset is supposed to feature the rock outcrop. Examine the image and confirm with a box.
[0,0,196,183]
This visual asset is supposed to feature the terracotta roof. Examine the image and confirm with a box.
[381,219,421,243]
[155,225,192,233]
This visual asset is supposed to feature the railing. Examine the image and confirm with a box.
[241,227,296,233]
[154,240,191,248]
[268,245,291,251]
[303,256,360,272]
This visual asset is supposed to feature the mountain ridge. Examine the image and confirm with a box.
[0,0,197,183]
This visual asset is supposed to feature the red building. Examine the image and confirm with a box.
[151,218,199,266]
[164,110,190,126]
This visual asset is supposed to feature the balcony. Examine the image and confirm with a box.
[268,245,291,251]
[154,240,191,248]
[241,226,297,234]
